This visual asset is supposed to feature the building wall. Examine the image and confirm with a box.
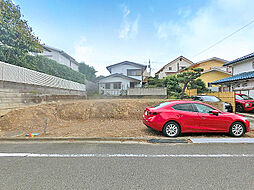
[199,71,232,88]
[233,58,254,75]
[40,49,79,71]
[99,76,141,95]
[110,64,143,81]
[158,59,192,79]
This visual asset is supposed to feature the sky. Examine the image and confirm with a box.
[15,0,254,76]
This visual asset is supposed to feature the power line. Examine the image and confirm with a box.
[192,18,254,58]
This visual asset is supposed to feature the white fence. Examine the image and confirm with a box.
[0,61,86,91]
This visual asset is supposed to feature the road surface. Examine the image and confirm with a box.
[0,142,254,190]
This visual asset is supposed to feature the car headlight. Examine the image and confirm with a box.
[245,103,250,107]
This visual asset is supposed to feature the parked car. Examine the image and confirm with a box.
[235,94,254,112]
[191,95,233,112]
[143,100,249,137]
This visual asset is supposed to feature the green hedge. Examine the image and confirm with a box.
[20,55,85,84]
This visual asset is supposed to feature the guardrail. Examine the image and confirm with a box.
[0,61,86,91]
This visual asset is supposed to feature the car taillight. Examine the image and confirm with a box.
[148,112,159,116]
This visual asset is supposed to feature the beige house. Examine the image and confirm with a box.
[155,56,193,79]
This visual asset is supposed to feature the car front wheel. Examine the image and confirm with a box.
[229,122,245,137]
[163,121,181,137]
[236,104,244,112]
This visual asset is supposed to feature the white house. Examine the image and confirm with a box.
[38,45,79,71]
[99,61,147,96]
[155,56,193,79]
[212,52,254,97]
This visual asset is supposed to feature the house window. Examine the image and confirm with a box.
[130,82,138,88]
[113,82,121,89]
[127,69,142,76]
[181,66,186,70]
[252,61,254,69]
[105,83,110,89]
[208,83,212,87]
[168,67,172,70]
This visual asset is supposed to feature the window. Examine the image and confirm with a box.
[127,69,142,76]
[194,103,215,113]
[105,83,110,89]
[172,103,195,112]
[154,102,175,109]
[200,96,221,102]
[181,66,186,70]
[113,82,121,89]
[208,83,212,87]
[130,82,138,88]
[168,67,172,70]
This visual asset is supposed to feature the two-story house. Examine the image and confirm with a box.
[155,56,193,79]
[212,52,254,96]
[38,45,79,71]
[98,61,147,96]
[180,57,232,92]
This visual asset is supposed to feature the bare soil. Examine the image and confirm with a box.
[0,99,253,138]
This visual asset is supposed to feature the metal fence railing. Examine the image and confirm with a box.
[0,61,86,91]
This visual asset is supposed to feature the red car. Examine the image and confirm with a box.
[235,93,254,112]
[143,100,249,137]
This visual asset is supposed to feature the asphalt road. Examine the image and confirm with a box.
[0,142,254,190]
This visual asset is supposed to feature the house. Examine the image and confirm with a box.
[38,45,79,71]
[180,57,232,91]
[155,56,193,79]
[212,52,254,96]
[98,61,147,96]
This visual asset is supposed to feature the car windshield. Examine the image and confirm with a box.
[201,96,221,102]
[237,94,253,100]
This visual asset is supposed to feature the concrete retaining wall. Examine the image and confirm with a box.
[127,88,167,96]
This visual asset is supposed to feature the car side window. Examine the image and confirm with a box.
[194,103,215,113]
[172,103,195,112]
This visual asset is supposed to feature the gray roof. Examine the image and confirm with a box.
[212,70,254,84]
[224,52,254,66]
[106,61,147,73]
[43,45,79,65]
[98,73,141,82]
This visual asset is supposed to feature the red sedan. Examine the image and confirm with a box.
[236,93,254,112]
[143,101,249,137]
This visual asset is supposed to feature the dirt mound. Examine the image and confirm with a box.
[0,99,164,137]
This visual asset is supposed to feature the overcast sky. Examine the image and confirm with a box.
[15,0,254,76]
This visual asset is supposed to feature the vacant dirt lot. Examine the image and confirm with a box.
[0,99,253,138]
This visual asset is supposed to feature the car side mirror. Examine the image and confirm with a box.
[209,110,220,116]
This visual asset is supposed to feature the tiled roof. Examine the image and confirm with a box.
[224,52,254,66]
[211,70,254,84]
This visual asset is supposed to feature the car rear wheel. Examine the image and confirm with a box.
[236,104,244,112]
[163,121,181,137]
[229,122,245,137]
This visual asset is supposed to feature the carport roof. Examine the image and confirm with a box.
[211,70,254,84]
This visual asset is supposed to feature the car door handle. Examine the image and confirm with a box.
[201,116,206,119]
[177,114,183,117]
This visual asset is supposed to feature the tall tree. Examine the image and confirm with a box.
[177,68,203,97]
[0,0,42,65]
[78,62,97,81]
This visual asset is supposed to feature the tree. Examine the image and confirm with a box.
[176,68,203,97]
[147,75,164,87]
[189,79,210,93]
[163,75,182,97]
[78,62,97,81]
[0,0,42,65]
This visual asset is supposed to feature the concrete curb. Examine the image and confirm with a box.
[0,137,188,143]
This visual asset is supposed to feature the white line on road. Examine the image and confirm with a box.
[1,153,254,158]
